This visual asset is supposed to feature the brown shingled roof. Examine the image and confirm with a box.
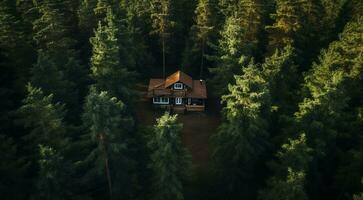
[147,71,207,99]
[165,70,193,88]
[187,80,207,99]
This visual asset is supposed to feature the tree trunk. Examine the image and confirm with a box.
[100,134,112,198]
[162,34,166,78]
[200,38,205,79]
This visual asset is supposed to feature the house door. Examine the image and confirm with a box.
[175,97,182,105]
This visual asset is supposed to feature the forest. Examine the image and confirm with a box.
[0,0,362,199]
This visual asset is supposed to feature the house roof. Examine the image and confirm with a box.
[187,80,207,99]
[165,70,193,88]
[147,71,207,99]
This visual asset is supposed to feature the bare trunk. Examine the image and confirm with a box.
[200,38,205,79]
[100,134,112,198]
[162,35,166,78]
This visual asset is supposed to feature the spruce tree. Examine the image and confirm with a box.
[183,0,215,77]
[31,51,77,112]
[83,87,134,199]
[150,0,175,77]
[212,61,270,198]
[32,0,87,119]
[0,134,27,200]
[258,134,312,200]
[208,16,247,96]
[90,8,135,102]
[148,113,191,200]
[266,0,303,53]
[209,0,264,96]
[18,84,67,150]
[34,145,71,200]
[294,16,363,199]
[261,45,298,115]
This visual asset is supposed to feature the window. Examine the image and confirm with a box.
[153,97,169,104]
[174,83,183,90]
[175,97,183,105]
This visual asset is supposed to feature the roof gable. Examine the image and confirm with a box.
[165,71,193,88]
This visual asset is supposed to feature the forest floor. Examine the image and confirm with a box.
[134,83,221,171]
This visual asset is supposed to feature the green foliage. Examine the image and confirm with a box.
[18,84,66,149]
[0,134,27,200]
[262,45,298,114]
[208,16,247,96]
[32,0,76,53]
[354,180,363,200]
[34,145,70,200]
[258,133,312,200]
[212,61,270,198]
[31,51,77,110]
[296,16,363,153]
[83,86,135,198]
[182,0,215,77]
[90,8,136,102]
[266,0,303,51]
[148,113,191,200]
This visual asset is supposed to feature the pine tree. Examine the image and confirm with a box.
[148,113,191,200]
[183,0,215,77]
[208,0,264,96]
[34,145,71,200]
[82,87,134,199]
[0,134,27,200]
[258,133,312,200]
[150,0,176,77]
[31,51,77,112]
[32,0,87,119]
[208,16,247,96]
[32,0,76,54]
[266,0,303,53]
[18,84,67,150]
[261,45,298,115]
[294,16,363,199]
[0,0,34,95]
[90,8,135,102]
[212,61,270,198]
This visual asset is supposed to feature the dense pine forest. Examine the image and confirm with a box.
[0,0,363,199]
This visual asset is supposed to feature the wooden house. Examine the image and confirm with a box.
[147,70,207,112]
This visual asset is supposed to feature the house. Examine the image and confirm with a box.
[147,70,207,112]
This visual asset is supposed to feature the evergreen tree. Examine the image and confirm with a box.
[18,84,67,150]
[295,16,363,199]
[90,8,135,102]
[266,0,303,53]
[212,61,270,199]
[182,0,215,77]
[261,45,298,115]
[0,134,27,200]
[150,0,176,77]
[34,145,71,200]
[208,16,247,96]
[0,0,34,98]
[31,51,77,112]
[258,133,312,200]
[209,0,264,96]
[78,0,98,58]
[32,0,76,54]
[82,87,134,199]
[32,0,87,119]
[148,113,191,200]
